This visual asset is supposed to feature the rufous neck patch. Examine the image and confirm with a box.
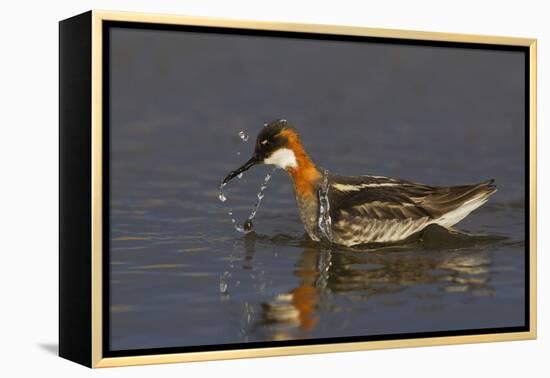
[279,129,321,198]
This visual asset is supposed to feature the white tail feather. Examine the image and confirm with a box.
[435,193,491,228]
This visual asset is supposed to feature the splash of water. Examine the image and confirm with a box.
[219,271,231,294]
[220,167,277,234]
[240,301,255,338]
[235,131,249,177]
[238,130,249,142]
[247,168,276,221]
[315,248,332,291]
[232,168,277,234]
[219,128,277,233]
[317,170,333,242]
[219,130,250,201]
[228,210,249,233]
[218,182,227,202]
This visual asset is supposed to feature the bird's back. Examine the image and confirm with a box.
[325,174,496,246]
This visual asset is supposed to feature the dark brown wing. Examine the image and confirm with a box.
[328,174,496,222]
[417,180,497,218]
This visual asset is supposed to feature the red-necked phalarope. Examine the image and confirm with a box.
[222,119,497,246]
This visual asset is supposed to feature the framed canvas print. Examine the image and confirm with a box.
[59,10,537,368]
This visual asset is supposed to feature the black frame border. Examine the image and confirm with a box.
[59,11,93,367]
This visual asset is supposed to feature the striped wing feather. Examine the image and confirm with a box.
[327,174,496,245]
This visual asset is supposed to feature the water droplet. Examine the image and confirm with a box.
[218,182,228,202]
[226,167,277,235]
[219,277,228,294]
[240,302,255,334]
[219,151,278,234]
[238,131,249,142]
[258,282,266,292]
[317,170,333,242]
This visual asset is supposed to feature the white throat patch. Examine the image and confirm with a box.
[264,148,298,169]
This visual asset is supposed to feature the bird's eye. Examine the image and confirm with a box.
[261,140,269,145]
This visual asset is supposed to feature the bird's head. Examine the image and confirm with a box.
[222,119,302,185]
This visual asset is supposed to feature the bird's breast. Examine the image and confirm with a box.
[295,194,321,241]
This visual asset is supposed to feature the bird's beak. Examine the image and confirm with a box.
[222,156,259,186]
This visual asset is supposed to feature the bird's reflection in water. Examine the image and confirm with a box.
[260,247,329,333]
[241,225,507,341]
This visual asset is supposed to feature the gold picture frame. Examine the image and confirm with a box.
[59,10,537,368]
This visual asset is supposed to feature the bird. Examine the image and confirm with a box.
[221,119,497,247]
